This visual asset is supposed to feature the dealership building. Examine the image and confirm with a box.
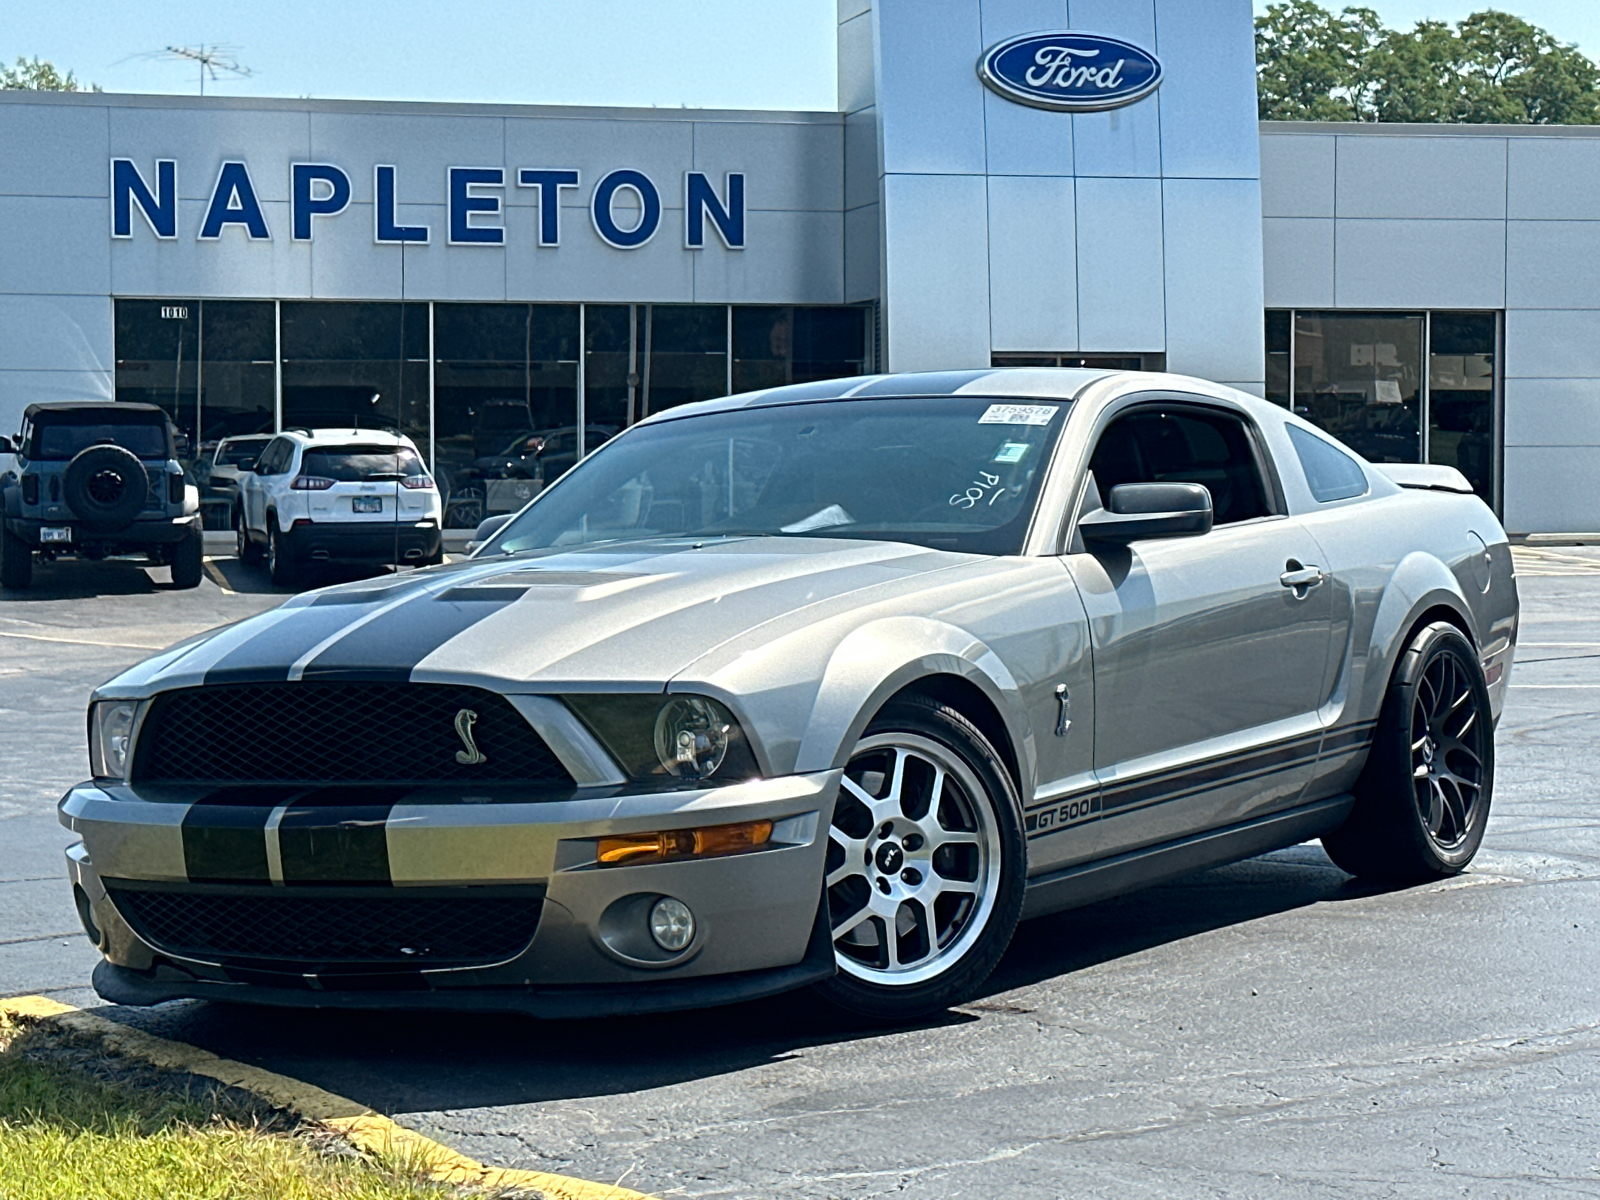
[2,0,1599,533]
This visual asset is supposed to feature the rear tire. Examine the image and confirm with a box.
[170,526,203,589]
[814,695,1026,1022]
[0,523,33,589]
[267,522,296,588]
[1322,621,1493,882]
[234,508,263,565]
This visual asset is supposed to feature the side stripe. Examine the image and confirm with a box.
[1025,724,1376,843]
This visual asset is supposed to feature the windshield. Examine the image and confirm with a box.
[34,422,169,461]
[218,438,270,466]
[486,397,1069,557]
[300,446,427,481]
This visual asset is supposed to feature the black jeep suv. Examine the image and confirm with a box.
[1,401,203,590]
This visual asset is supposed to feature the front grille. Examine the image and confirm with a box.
[107,883,543,969]
[135,683,573,786]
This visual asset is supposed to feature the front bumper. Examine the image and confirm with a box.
[280,519,442,564]
[60,770,839,1014]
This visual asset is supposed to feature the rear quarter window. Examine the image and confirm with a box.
[1287,424,1369,503]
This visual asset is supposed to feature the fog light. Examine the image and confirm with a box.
[648,897,695,952]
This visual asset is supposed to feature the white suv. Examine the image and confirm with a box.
[234,429,443,586]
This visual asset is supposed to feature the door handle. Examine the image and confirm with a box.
[1280,563,1325,591]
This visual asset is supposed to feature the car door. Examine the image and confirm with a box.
[1064,398,1334,857]
[246,438,289,532]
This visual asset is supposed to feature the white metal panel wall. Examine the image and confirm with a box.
[857,0,1266,378]
[0,91,850,440]
[1261,123,1600,534]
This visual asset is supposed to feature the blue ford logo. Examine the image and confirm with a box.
[978,31,1162,112]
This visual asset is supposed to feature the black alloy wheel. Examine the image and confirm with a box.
[1323,621,1494,881]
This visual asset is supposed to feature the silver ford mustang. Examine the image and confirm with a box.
[60,369,1518,1020]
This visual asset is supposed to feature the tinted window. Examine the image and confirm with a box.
[259,438,294,475]
[34,422,170,461]
[490,397,1069,557]
[218,437,270,466]
[1287,424,1369,503]
[1089,406,1271,525]
[301,446,426,481]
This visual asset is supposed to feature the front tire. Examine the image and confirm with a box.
[267,522,296,588]
[0,523,32,589]
[234,507,263,565]
[1322,621,1493,881]
[169,526,203,589]
[815,696,1026,1021]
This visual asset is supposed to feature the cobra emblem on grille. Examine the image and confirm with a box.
[453,708,488,765]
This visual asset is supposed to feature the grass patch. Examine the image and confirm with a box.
[0,1011,462,1200]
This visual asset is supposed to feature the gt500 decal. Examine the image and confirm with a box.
[1025,792,1100,835]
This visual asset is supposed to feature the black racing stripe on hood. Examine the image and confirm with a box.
[202,605,384,685]
[297,593,523,682]
[278,804,394,885]
[182,804,272,884]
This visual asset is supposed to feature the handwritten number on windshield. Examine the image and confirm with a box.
[950,471,1004,510]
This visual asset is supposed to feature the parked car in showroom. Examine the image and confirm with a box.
[442,424,618,529]
[60,369,1516,1021]
[0,400,203,590]
[233,428,442,586]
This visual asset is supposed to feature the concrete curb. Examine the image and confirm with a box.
[1,995,656,1200]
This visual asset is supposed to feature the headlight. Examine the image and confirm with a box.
[88,700,142,780]
[564,694,760,783]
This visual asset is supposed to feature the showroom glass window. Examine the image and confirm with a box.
[279,302,428,451]
[1265,309,1500,509]
[114,300,198,453]
[732,307,870,392]
[433,303,579,530]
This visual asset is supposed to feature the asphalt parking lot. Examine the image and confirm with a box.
[4,543,1599,1198]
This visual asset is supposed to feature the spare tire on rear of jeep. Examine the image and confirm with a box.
[64,444,149,533]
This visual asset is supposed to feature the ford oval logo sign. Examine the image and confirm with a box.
[978,31,1163,113]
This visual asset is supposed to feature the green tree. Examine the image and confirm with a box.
[0,56,97,92]
[1256,3,1600,124]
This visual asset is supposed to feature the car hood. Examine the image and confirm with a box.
[106,537,980,694]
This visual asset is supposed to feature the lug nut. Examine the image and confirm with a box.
[900,868,921,885]
[903,833,924,852]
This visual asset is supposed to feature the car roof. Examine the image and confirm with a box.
[24,400,168,419]
[637,367,1276,427]
[281,428,419,449]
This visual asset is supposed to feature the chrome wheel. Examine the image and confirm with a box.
[1411,645,1487,850]
[827,733,1003,986]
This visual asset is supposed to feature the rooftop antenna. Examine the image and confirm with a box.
[155,44,253,96]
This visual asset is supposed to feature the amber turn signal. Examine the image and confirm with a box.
[596,819,773,866]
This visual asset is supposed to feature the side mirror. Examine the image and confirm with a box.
[172,432,192,460]
[0,436,13,454]
[467,512,515,554]
[1078,482,1213,547]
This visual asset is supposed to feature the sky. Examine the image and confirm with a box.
[2,1,1597,113]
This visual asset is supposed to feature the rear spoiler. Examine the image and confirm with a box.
[1374,463,1476,495]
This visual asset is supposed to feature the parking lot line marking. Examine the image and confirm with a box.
[0,995,658,1200]
[202,557,236,593]
[1509,683,1600,688]
[0,629,169,651]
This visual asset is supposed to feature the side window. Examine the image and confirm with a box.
[261,438,292,475]
[1089,406,1273,525]
[1287,425,1369,503]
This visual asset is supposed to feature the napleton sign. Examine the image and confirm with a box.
[108,158,748,250]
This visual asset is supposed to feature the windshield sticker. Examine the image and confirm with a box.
[781,503,856,533]
[979,403,1056,426]
[993,442,1030,464]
